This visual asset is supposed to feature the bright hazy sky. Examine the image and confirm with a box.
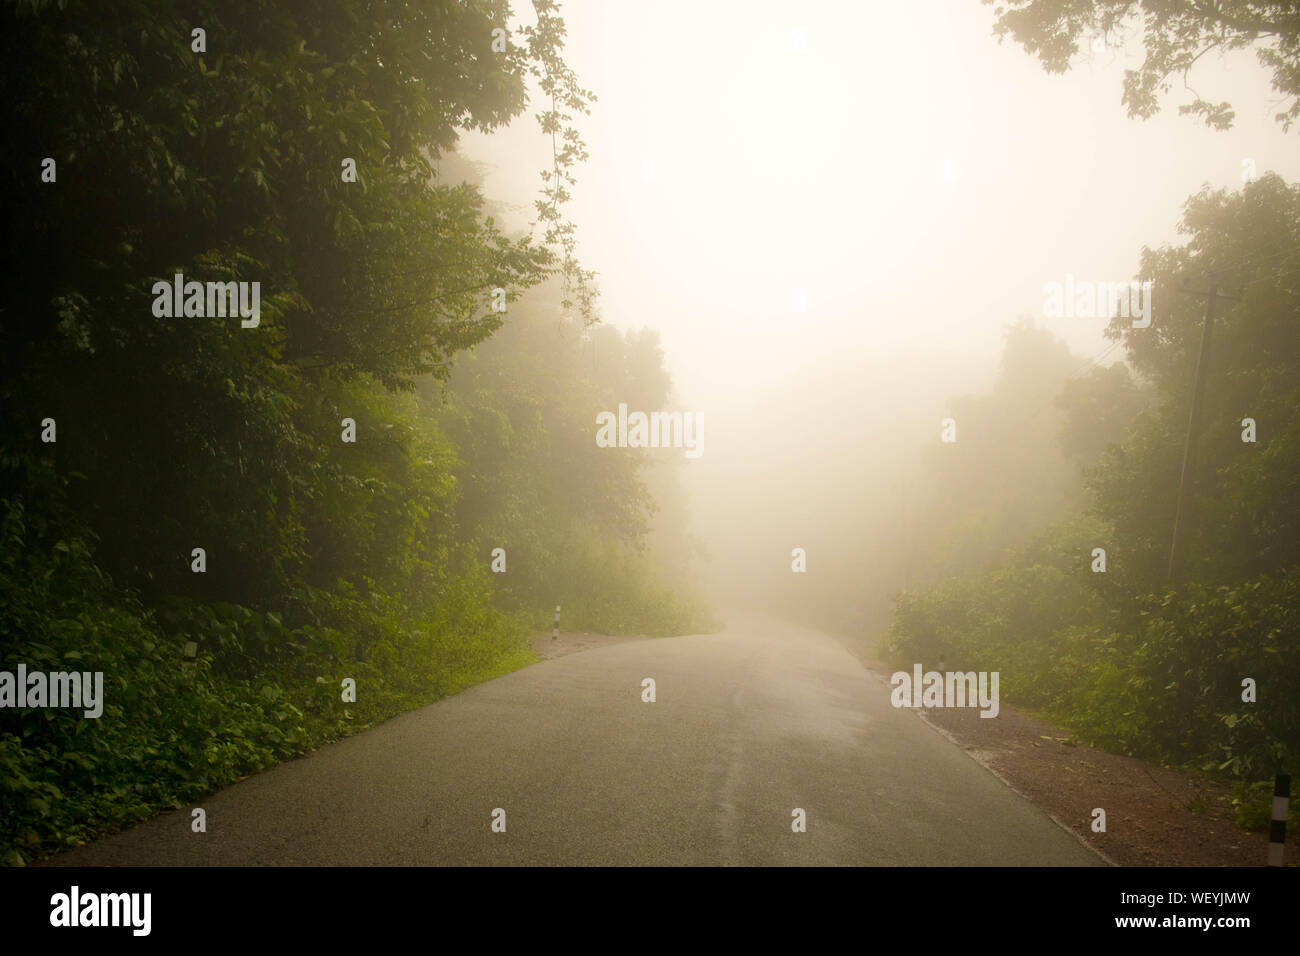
[463,0,1300,407]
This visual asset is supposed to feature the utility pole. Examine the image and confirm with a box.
[1166,284,1220,585]
[900,474,907,589]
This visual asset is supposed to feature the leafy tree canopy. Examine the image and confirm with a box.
[984,0,1300,131]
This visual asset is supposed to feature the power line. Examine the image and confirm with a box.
[971,337,1126,448]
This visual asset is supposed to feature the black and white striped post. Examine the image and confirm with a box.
[182,640,198,680]
[552,605,560,641]
[1270,774,1290,867]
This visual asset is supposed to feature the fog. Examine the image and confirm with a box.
[10,0,1300,880]
[459,0,1300,635]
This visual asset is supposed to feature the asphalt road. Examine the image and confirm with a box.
[51,617,1104,866]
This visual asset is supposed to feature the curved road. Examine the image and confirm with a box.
[52,617,1104,866]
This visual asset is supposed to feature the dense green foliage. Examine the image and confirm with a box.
[0,1,710,864]
[0,483,534,865]
[432,278,716,636]
[887,175,1300,814]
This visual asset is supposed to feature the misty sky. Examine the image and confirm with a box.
[463,0,1299,400]
[460,1,1300,605]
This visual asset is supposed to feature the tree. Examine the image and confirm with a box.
[1088,173,1300,584]
[983,0,1300,131]
[912,320,1083,580]
[0,0,593,600]
[1056,362,1150,464]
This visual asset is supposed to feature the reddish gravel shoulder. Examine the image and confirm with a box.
[853,656,1289,866]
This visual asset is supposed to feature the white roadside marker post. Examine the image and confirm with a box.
[1269,774,1290,866]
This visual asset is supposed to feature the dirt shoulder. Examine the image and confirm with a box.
[839,643,1288,867]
